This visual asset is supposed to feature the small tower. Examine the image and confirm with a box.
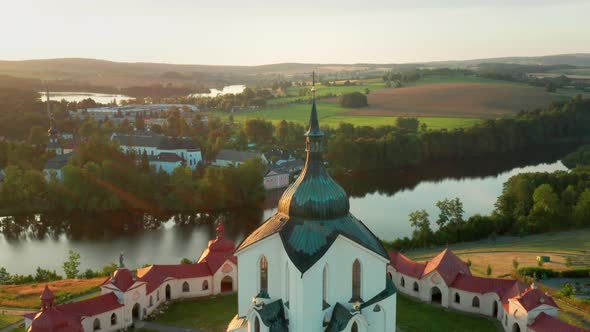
[40,285,55,310]
[216,218,225,240]
[46,87,62,155]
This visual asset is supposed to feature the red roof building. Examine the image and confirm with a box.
[388,248,584,332]
[529,312,589,332]
[26,222,237,332]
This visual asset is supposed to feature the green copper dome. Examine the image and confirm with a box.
[237,91,389,274]
[278,101,349,220]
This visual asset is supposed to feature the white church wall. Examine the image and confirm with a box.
[213,261,238,294]
[80,307,125,332]
[362,295,396,332]
[418,271,450,307]
[236,234,284,317]
[292,236,391,332]
[448,290,500,317]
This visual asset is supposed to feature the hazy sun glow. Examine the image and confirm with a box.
[2,0,589,65]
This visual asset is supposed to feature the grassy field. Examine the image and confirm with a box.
[224,101,482,130]
[154,293,499,332]
[227,74,579,129]
[0,314,22,329]
[0,278,104,308]
[405,229,590,277]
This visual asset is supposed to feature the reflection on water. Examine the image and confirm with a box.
[42,92,134,104]
[189,85,246,98]
[0,145,574,274]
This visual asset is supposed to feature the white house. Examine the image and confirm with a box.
[111,131,202,173]
[213,149,268,167]
[25,223,237,332]
[263,167,290,190]
[227,93,396,332]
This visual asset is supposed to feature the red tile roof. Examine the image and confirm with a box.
[27,309,83,332]
[27,293,123,332]
[451,274,528,302]
[102,268,136,292]
[389,251,426,279]
[138,262,212,294]
[529,312,588,332]
[516,288,558,311]
[423,248,471,285]
[54,293,123,317]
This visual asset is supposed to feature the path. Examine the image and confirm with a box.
[135,321,204,332]
[0,321,23,332]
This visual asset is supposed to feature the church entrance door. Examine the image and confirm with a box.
[221,276,233,293]
[431,286,442,304]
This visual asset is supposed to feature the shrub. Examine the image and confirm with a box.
[512,258,519,270]
[339,92,368,108]
[560,269,590,278]
[486,264,492,276]
[517,267,558,279]
[565,256,573,268]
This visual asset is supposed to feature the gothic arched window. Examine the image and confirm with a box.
[260,256,268,293]
[472,296,480,308]
[322,265,328,304]
[182,281,190,293]
[455,293,461,304]
[352,259,361,301]
[202,280,209,290]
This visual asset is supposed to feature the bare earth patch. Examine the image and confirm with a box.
[341,82,555,119]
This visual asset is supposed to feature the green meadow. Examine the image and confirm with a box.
[223,101,482,130]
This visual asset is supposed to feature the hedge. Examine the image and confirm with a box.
[518,267,590,279]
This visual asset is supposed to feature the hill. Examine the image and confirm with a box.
[0,54,589,90]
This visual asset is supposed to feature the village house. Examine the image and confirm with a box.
[212,149,268,167]
[111,131,202,173]
[25,223,237,332]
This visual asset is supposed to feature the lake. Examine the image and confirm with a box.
[189,85,246,98]
[0,153,568,274]
[44,92,134,104]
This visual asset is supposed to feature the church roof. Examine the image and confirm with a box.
[137,263,212,294]
[237,96,389,273]
[423,248,471,285]
[516,288,558,311]
[529,312,586,332]
[254,299,288,332]
[324,303,354,332]
[44,153,72,170]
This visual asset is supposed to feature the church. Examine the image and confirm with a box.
[226,83,397,332]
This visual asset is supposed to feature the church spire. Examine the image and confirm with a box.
[46,86,57,136]
[306,71,323,137]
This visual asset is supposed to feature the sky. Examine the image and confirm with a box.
[1,0,589,66]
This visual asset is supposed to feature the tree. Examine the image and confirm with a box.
[28,126,47,146]
[63,250,81,279]
[530,184,561,230]
[559,283,574,297]
[436,198,464,228]
[396,117,420,133]
[512,258,519,270]
[339,92,368,108]
[565,256,572,268]
[276,120,289,142]
[573,189,590,227]
[180,258,193,264]
[486,264,492,276]
[408,209,433,245]
[0,267,10,284]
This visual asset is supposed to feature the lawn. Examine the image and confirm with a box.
[0,278,104,308]
[153,293,499,332]
[0,314,22,329]
[397,294,498,332]
[223,101,481,130]
[155,294,237,332]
